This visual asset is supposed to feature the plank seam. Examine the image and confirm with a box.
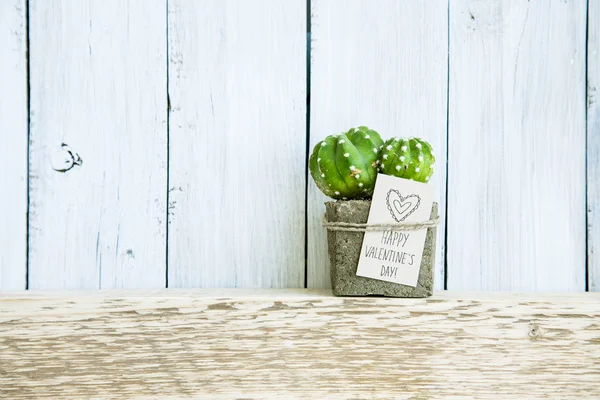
[165,0,170,289]
[25,0,31,291]
[443,0,450,291]
[304,0,311,289]
[585,0,590,292]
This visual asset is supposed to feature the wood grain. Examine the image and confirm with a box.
[0,0,27,290]
[28,0,168,289]
[447,0,587,291]
[167,0,306,288]
[589,0,600,291]
[1,289,599,399]
[308,0,448,289]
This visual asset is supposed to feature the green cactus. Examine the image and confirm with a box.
[309,126,384,199]
[378,137,435,183]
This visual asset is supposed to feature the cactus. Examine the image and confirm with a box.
[309,126,384,199]
[378,137,435,183]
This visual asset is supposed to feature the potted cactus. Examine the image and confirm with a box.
[310,127,438,297]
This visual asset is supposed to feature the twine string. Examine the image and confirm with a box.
[322,216,440,232]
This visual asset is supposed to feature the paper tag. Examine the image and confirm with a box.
[356,174,435,287]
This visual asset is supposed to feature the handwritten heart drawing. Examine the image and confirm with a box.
[386,189,421,222]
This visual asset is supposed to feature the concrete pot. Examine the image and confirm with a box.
[324,200,437,297]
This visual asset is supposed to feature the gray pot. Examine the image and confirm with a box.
[324,200,437,298]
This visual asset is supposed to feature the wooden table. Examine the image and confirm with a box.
[1,290,599,399]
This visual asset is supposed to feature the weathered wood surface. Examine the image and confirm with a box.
[1,290,599,399]
[28,0,168,289]
[308,0,448,289]
[447,0,587,291]
[167,0,306,288]
[589,0,600,291]
[0,0,27,290]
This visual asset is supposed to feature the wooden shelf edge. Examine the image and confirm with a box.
[1,289,599,399]
[2,287,599,301]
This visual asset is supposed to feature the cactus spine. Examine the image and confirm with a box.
[309,126,384,199]
[378,137,435,183]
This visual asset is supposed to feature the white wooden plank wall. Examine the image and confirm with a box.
[28,0,168,289]
[589,0,600,292]
[167,0,306,288]
[0,1,596,291]
[0,1,27,290]
[308,0,448,289]
[447,0,587,291]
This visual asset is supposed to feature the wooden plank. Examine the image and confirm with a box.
[28,0,167,289]
[1,289,599,399]
[447,0,587,291]
[589,0,600,291]
[308,0,448,289]
[167,1,306,288]
[0,1,27,290]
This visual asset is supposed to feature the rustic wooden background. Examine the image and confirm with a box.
[2,289,599,399]
[0,0,597,291]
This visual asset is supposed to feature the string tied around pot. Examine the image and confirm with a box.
[322,216,440,232]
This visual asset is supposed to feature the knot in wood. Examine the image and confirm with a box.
[528,322,542,339]
[51,143,82,172]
